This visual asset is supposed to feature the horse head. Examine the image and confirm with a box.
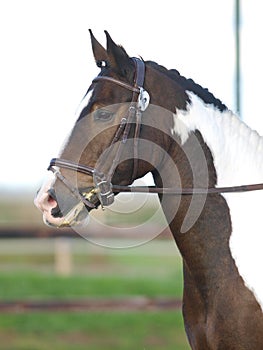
[35,31,180,228]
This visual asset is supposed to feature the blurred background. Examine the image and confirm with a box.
[0,0,262,349]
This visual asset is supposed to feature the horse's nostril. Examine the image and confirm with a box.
[51,204,63,218]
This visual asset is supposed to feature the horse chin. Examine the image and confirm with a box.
[44,201,91,228]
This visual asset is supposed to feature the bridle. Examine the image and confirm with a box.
[48,57,150,209]
[48,57,263,212]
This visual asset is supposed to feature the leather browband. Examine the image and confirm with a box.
[93,76,140,93]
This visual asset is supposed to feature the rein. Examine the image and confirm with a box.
[49,158,263,196]
[48,58,263,209]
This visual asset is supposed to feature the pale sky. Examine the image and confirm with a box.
[0,0,262,189]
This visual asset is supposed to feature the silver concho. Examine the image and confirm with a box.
[138,88,150,112]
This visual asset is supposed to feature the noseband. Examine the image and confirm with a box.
[48,58,263,212]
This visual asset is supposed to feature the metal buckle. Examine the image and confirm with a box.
[95,180,114,207]
[138,87,150,111]
[93,169,114,208]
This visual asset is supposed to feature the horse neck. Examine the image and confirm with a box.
[155,134,236,289]
[166,92,263,307]
[152,96,255,295]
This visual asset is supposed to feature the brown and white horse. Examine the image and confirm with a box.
[35,31,263,349]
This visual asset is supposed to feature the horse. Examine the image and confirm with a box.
[35,31,263,349]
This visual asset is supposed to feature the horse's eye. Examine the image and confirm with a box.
[94,109,114,122]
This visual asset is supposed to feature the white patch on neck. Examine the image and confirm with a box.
[172,92,263,310]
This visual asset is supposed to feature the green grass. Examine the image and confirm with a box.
[0,312,190,350]
[0,238,190,349]
[0,271,183,300]
[0,193,191,349]
[0,238,184,299]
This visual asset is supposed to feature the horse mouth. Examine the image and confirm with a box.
[52,187,100,228]
[35,186,100,228]
[48,201,89,228]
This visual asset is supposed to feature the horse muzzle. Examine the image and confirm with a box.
[34,181,101,228]
[51,187,100,228]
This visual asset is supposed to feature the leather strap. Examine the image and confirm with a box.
[93,58,146,183]
[92,57,145,92]
[92,76,140,93]
[132,57,145,88]
[49,158,263,196]
[131,58,145,180]
[112,183,263,195]
[49,158,100,177]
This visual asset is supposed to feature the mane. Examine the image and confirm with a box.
[146,61,228,112]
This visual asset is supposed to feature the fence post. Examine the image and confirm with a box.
[54,238,72,276]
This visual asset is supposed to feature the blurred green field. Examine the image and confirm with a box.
[0,238,183,296]
[0,192,190,348]
[0,312,188,350]
[0,237,190,349]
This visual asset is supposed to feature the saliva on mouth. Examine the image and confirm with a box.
[59,202,89,227]
[58,188,101,228]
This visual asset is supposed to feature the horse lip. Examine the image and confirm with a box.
[43,214,68,228]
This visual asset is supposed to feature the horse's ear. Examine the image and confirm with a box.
[104,31,133,77]
[89,29,109,68]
